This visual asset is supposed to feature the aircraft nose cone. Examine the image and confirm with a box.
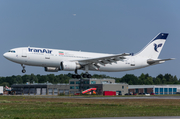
[3,52,11,59]
[3,53,7,58]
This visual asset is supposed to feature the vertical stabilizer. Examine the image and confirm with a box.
[136,33,168,59]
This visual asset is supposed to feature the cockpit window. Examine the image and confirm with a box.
[8,50,16,53]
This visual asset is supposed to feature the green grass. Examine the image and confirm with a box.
[0,96,180,118]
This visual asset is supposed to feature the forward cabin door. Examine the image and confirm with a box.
[22,49,28,63]
[44,50,51,66]
[22,49,27,57]
[45,53,50,59]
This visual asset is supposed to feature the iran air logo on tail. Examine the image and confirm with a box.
[154,43,163,52]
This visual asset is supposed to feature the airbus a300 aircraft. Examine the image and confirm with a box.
[3,33,174,78]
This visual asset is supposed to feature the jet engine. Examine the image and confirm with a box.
[60,61,81,71]
[44,67,59,72]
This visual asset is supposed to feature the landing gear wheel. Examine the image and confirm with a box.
[72,74,77,79]
[22,69,26,73]
[87,74,91,78]
[82,74,87,78]
[72,74,81,79]
[76,75,81,79]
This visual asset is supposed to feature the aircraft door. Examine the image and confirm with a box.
[45,53,50,59]
[131,57,135,66]
[22,49,27,57]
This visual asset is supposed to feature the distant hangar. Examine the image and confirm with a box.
[129,85,179,95]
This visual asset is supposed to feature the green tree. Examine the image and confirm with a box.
[162,78,166,84]
[146,77,153,85]
[30,74,38,83]
[22,75,31,84]
[121,74,138,85]
[138,73,145,84]
[0,82,9,87]
[154,77,162,84]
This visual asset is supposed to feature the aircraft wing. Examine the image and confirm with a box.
[147,58,175,65]
[73,53,130,66]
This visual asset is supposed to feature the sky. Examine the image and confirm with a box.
[0,0,180,79]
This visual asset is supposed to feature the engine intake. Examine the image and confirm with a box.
[60,61,81,71]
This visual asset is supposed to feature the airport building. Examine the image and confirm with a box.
[129,85,180,95]
[11,78,128,95]
[11,83,69,95]
[11,79,180,96]
[69,78,128,95]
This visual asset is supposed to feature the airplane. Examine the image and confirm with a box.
[3,33,174,79]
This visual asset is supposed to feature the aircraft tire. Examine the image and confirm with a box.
[72,74,76,79]
[76,75,81,79]
[22,69,26,73]
[82,74,87,78]
[87,74,91,78]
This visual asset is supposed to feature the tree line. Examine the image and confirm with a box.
[0,73,179,87]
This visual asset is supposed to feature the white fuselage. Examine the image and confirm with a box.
[3,47,149,72]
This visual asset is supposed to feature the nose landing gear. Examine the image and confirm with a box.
[21,64,26,73]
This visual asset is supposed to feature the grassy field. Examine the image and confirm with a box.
[0,96,180,119]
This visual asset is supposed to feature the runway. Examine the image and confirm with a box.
[42,95,180,99]
[7,94,180,100]
[75,116,180,119]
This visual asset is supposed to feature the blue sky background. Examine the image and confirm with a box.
[0,0,179,78]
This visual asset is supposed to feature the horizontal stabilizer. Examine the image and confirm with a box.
[147,58,175,65]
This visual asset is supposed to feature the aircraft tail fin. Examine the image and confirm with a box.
[135,33,168,59]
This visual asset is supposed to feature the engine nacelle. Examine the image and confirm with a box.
[44,67,59,72]
[60,61,81,71]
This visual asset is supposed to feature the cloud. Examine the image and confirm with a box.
[73,14,76,16]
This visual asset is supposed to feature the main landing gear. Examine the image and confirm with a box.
[21,64,26,73]
[72,69,92,79]
[82,73,92,78]
[72,73,92,79]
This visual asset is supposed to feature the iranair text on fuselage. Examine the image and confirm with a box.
[28,48,52,54]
